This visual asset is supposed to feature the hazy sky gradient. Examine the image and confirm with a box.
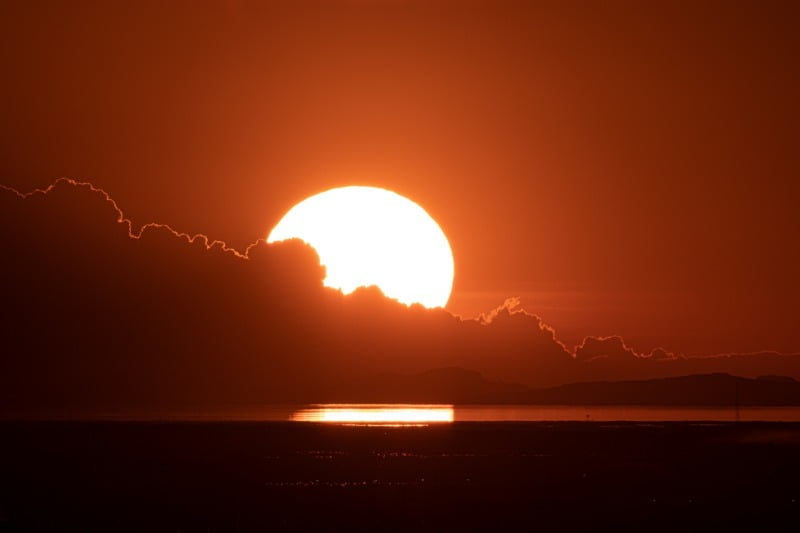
[1,0,798,355]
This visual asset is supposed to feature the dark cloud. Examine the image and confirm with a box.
[2,180,799,414]
[648,347,677,361]
[574,336,678,362]
[574,336,638,362]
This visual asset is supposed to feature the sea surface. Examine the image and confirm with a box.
[293,404,800,423]
[452,404,800,422]
[2,419,799,530]
[17,404,800,423]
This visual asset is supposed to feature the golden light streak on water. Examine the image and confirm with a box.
[291,404,454,425]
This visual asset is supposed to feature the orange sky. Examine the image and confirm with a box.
[1,0,798,356]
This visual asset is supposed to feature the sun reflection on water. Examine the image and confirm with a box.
[291,404,454,426]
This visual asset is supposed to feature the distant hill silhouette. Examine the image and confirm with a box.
[332,367,528,404]
[331,368,800,406]
[528,373,800,406]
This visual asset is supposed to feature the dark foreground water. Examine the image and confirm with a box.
[1,421,799,531]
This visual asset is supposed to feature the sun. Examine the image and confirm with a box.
[267,186,454,308]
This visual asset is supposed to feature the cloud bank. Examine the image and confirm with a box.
[2,180,799,413]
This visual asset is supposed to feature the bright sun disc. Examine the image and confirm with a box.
[267,186,454,308]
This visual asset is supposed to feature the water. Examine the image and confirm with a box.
[5,415,800,529]
[292,404,454,424]
[451,405,800,422]
[10,404,800,422]
[291,404,800,424]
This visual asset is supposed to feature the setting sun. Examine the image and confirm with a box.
[268,186,454,308]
